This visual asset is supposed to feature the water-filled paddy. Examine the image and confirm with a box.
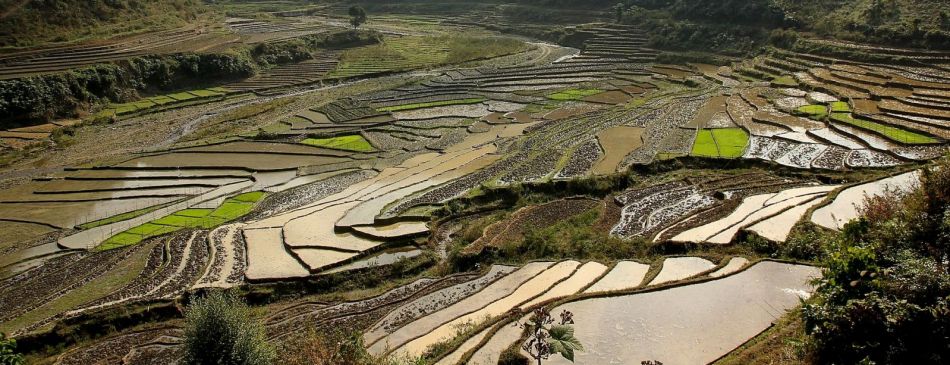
[544,261,820,364]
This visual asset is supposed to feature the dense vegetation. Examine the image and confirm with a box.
[0,29,380,128]
[0,0,206,48]
[803,162,950,364]
[618,0,950,54]
[183,291,275,365]
[0,52,253,128]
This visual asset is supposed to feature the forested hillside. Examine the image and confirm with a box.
[620,0,950,53]
[0,0,207,48]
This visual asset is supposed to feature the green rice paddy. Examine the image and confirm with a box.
[829,101,850,113]
[301,135,375,152]
[691,128,750,158]
[96,191,265,251]
[830,113,939,144]
[377,98,486,112]
[796,104,828,120]
[104,88,232,117]
[547,88,604,101]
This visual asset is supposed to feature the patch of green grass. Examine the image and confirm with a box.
[713,128,750,157]
[207,87,233,93]
[830,113,939,144]
[796,104,828,120]
[189,89,224,97]
[301,135,375,152]
[98,232,144,249]
[151,214,202,227]
[232,191,265,203]
[691,130,719,157]
[771,75,798,87]
[377,98,485,112]
[113,104,138,115]
[148,95,176,105]
[168,92,197,101]
[132,100,156,109]
[174,208,213,218]
[209,201,254,220]
[830,101,850,113]
[547,88,604,101]
[691,128,749,158]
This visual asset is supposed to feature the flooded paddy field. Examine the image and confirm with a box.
[0,6,947,364]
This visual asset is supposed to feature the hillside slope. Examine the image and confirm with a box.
[0,0,207,49]
[622,0,950,53]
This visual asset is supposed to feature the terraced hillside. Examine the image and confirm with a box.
[0,4,947,365]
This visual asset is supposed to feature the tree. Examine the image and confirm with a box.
[0,333,24,365]
[183,291,275,365]
[348,6,367,29]
[520,307,583,364]
[614,3,625,23]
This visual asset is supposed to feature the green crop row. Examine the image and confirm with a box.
[691,128,749,158]
[96,191,264,251]
[830,113,939,145]
[301,135,375,152]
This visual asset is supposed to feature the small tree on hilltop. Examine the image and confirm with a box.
[614,3,625,23]
[349,6,367,29]
[520,307,583,364]
[0,333,24,365]
[183,291,275,365]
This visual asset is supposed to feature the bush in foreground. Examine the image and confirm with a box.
[183,291,275,365]
[803,161,950,364]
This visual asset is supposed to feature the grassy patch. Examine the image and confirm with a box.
[97,192,266,250]
[796,104,828,120]
[189,89,224,97]
[168,92,198,101]
[691,130,719,157]
[830,113,939,144]
[377,98,485,112]
[713,128,751,157]
[691,128,749,158]
[829,101,850,113]
[301,135,375,152]
[771,75,798,87]
[547,88,604,101]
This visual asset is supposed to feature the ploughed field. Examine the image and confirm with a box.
[0,17,947,365]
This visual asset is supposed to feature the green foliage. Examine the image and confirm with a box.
[498,207,648,262]
[803,161,950,364]
[301,135,375,152]
[0,53,254,128]
[349,6,368,29]
[0,333,24,365]
[547,325,584,362]
[377,98,486,112]
[183,291,275,365]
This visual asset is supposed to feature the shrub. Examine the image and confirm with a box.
[0,333,24,365]
[183,291,275,365]
[803,160,950,364]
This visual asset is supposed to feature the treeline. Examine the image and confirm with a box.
[0,30,380,129]
[0,53,253,128]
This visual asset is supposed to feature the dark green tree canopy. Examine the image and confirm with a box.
[349,6,368,28]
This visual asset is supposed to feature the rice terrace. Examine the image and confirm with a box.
[0,1,948,364]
